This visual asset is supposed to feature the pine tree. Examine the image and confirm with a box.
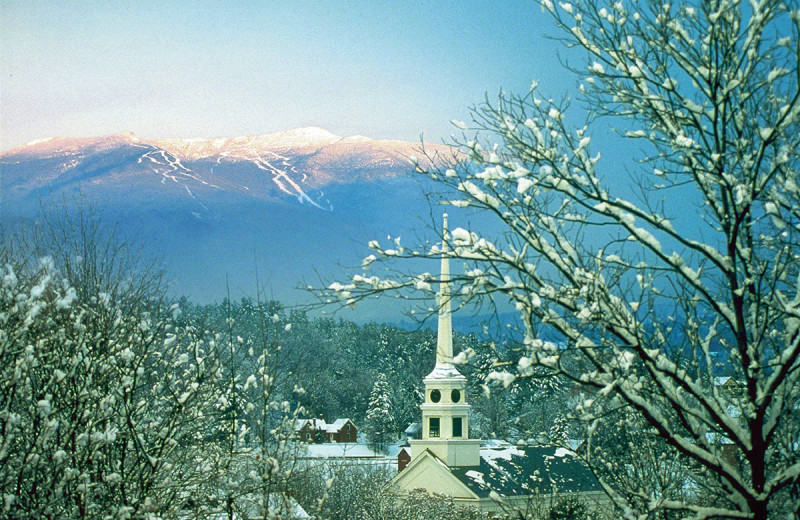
[365,373,396,451]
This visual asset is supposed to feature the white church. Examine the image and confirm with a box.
[388,215,605,515]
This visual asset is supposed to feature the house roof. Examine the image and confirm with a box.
[294,418,325,431]
[713,376,743,388]
[205,493,311,519]
[267,494,311,519]
[448,444,602,498]
[326,418,353,432]
[405,422,421,436]
[294,418,354,433]
[385,443,408,458]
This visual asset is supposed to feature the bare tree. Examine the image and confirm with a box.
[0,207,307,519]
[316,1,800,518]
[0,209,225,518]
[167,291,308,520]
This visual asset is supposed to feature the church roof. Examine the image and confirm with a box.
[448,444,601,498]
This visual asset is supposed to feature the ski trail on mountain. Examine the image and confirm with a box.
[243,138,325,210]
[139,150,220,189]
[184,186,209,211]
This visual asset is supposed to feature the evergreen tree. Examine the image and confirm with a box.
[365,373,396,451]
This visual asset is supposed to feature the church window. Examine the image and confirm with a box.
[430,389,441,403]
[453,417,463,437]
[429,417,440,437]
[451,389,461,403]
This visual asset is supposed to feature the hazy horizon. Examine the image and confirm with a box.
[1,1,568,152]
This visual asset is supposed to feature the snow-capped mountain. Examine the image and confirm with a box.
[2,127,448,212]
[1,129,450,313]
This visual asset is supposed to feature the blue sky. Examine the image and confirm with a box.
[1,1,570,150]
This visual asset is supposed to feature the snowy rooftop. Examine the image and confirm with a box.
[327,418,351,430]
[294,418,353,433]
[405,422,421,437]
[447,444,601,498]
[385,443,408,458]
[205,493,310,519]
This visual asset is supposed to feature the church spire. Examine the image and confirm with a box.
[426,214,461,380]
[436,213,453,366]
[408,213,481,467]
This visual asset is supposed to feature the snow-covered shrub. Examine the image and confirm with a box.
[0,253,223,517]
[0,212,306,519]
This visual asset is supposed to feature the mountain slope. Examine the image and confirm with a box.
[1,129,451,315]
[2,128,449,210]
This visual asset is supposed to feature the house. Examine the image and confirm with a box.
[294,418,357,444]
[713,376,744,397]
[326,418,357,443]
[295,418,328,443]
[387,214,604,516]
[404,422,421,440]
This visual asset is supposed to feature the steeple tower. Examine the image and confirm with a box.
[436,213,453,366]
[409,214,481,467]
[431,213,459,377]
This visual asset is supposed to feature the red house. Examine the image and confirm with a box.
[326,419,357,443]
[294,418,357,444]
[397,446,411,472]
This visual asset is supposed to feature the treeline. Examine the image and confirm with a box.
[179,297,576,444]
[0,210,576,519]
[179,298,464,438]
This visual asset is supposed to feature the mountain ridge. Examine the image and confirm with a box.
[1,128,451,315]
[2,127,451,208]
[3,127,434,163]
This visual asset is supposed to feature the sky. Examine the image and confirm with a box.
[1,1,570,151]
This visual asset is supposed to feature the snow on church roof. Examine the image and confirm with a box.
[448,444,601,498]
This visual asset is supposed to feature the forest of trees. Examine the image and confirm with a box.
[180,297,572,444]
[0,211,581,518]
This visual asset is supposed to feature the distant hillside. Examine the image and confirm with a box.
[1,128,454,318]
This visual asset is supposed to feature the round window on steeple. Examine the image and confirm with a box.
[451,389,461,403]
[430,389,441,403]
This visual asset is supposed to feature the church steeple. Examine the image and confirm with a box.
[427,213,462,380]
[436,214,453,366]
[408,214,481,467]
